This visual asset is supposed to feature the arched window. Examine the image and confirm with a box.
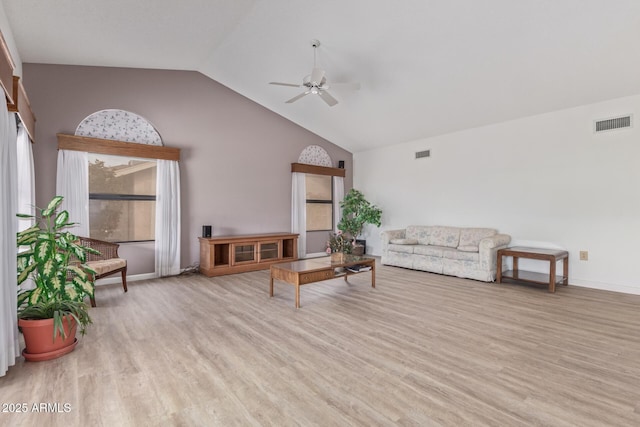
[57,109,181,276]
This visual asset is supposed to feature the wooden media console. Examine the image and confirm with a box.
[199,233,298,277]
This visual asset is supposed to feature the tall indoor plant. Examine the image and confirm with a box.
[17,195,98,361]
[337,189,382,255]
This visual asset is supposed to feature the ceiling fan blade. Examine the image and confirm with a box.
[269,82,301,87]
[310,68,325,86]
[285,91,310,104]
[318,90,338,107]
[329,82,361,90]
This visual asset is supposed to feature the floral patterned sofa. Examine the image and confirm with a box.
[380,226,511,282]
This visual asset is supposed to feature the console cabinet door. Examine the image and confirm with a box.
[258,241,280,262]
[232,243,256,265]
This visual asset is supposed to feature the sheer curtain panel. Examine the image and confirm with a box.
[1,108,19,376]
[155,159,181,277]
[333,176,344,233]
[56,149,89,236]
[291,172,307,259]
[16,123,35,231]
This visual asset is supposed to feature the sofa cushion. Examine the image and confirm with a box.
[443,250,479,262]
[405,225,431,245]
[427,226,460,248]
[388,244,415,254]
[459,228,496,248]
[414,245,447,257]
[457,245,479,252]
[390,238,418,245]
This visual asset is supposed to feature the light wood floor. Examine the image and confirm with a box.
[2,261,640,426]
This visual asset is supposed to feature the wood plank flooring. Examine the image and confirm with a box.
[2,261,640,426]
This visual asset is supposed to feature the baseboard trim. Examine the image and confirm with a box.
[94,266,640,296]
[95,272,157,286]
[569,279,640,295]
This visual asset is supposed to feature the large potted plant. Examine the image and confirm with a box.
[17,196,98,361]
[337,189,382,255]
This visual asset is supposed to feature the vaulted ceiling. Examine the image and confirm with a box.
[4,0,640,152]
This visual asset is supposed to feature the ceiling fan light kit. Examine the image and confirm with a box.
[269,39,359,107]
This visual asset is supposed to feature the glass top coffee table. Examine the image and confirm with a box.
[270,255,376,308]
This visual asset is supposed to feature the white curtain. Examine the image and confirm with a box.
[16,123,35,231]
[333,176,344,233]
[291,172,306,259]
[56,149,89,236]
[1,109,19,376]
[155,159,181,277]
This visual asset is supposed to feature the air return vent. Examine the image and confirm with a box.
[594,115,632,133]
[415,149,431,159]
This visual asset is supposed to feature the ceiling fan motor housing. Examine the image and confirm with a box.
[303,74,327,89]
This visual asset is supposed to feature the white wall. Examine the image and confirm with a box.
[0,3,21,76]
[355,93,640,295]
[25,64,354,275]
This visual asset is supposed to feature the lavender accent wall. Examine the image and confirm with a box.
[23,64,353,274]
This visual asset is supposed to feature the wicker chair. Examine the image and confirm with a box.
[77,237,128,307]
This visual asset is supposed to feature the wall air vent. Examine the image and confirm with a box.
[594,115,632,133]
[415,149,431,159]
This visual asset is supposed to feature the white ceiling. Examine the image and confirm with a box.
[4,0,640,152]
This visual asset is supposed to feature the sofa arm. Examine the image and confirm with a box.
[479,234,511,273]
[479,233,511,250]
[380,229,406,249]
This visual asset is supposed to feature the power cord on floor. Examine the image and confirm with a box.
[180,262,200,276]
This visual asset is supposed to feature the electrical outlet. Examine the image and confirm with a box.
[579,251,588,261]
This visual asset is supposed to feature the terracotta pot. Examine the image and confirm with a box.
[18,316,78,362]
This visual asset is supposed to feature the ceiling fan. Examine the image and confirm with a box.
[269,40,360,107]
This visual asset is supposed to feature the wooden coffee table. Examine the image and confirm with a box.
[497,246,569,293]
[270,255,376,308]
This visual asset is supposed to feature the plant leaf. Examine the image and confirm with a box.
[82,265,97,276]
[68,265,88,280]
[65,285,79,301]
[34,239,51,263]
[17,224,39,236]
[86,247,101,256]
[52,310,66,340]
[71,245,87,263]
[50,275,63,291]
[28,287,42,305]
[41,258,56,278]
[73,276,95,297]
[54,210,70,229]
[17,262,37,285]
[17,291,30,307]
[41,196,64,217]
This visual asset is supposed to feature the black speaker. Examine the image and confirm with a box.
[338,160,345,168]
[202,225,212,238]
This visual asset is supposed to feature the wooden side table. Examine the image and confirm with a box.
[497,247,569,293]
